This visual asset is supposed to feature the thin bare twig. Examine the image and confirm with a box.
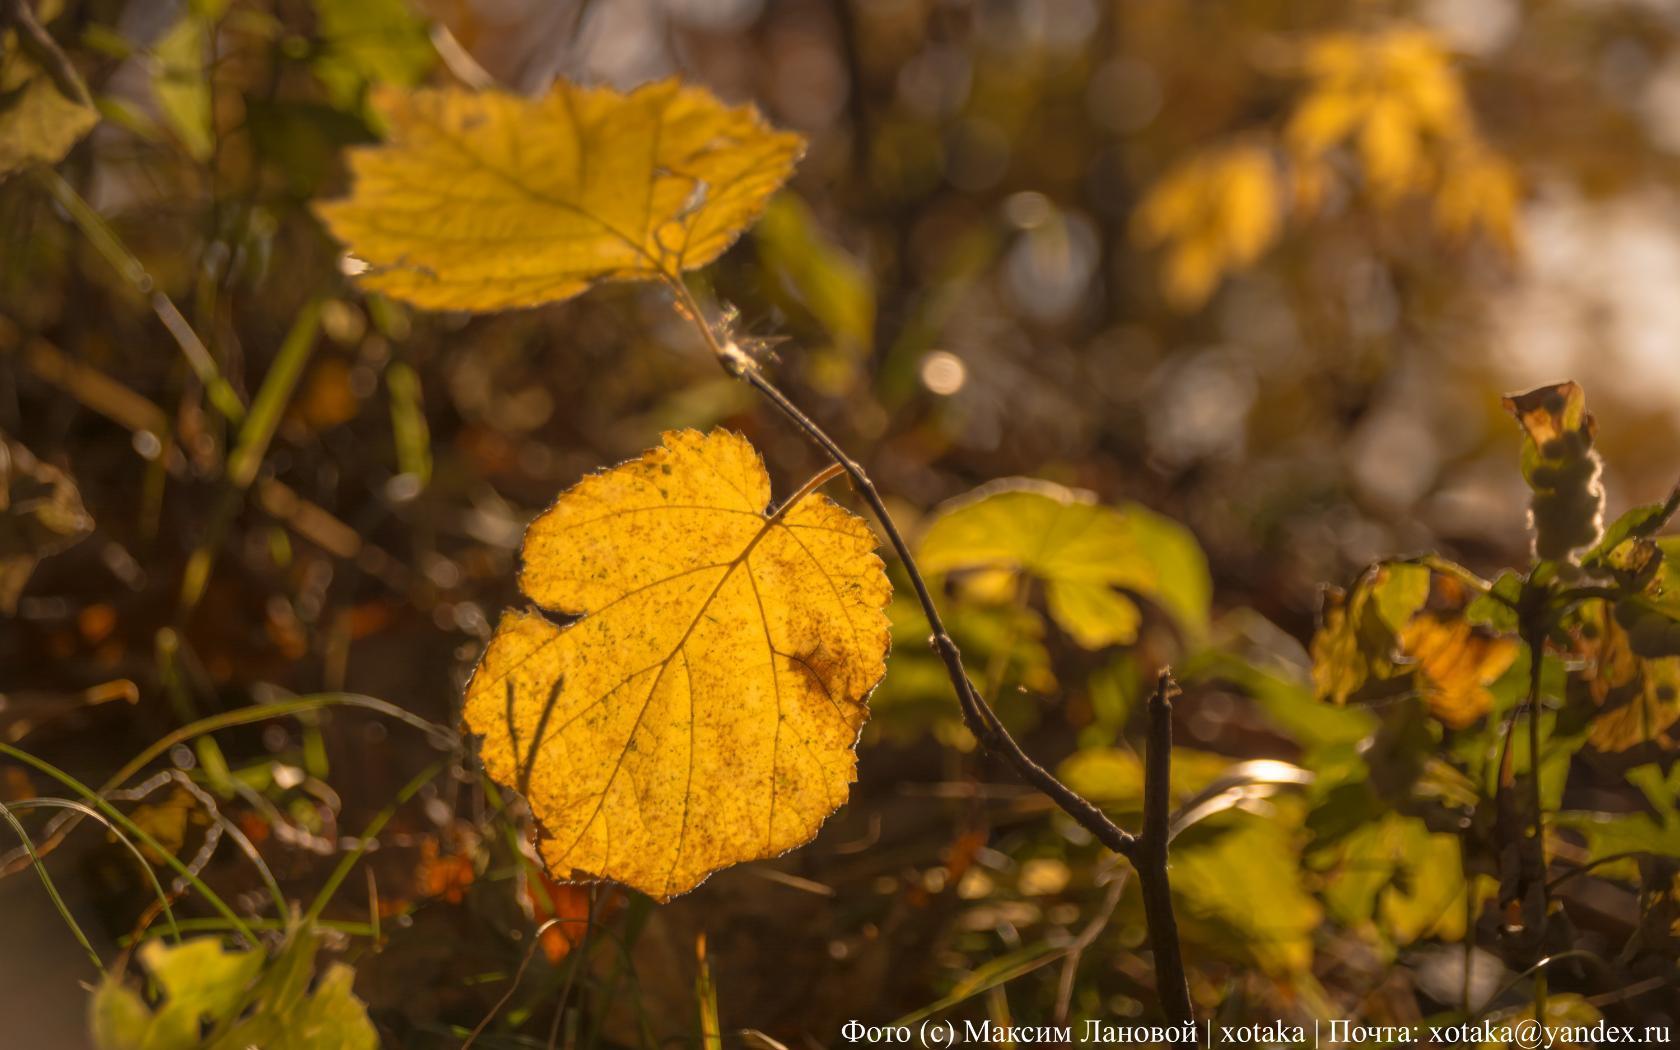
[670,279,1137,858]
[672,279,1194,1029]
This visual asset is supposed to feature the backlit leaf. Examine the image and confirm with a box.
[1400,613,1519,729]
[89,937,264,1050]
[1503,381,1604,562]
[463,429,891,899]
[1309,562,1428,707]
[917,479,1210,649]
[151,13,214,162]
[89,927,377,1050]
[315,79,805,311]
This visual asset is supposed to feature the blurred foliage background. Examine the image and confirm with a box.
[3,0,1679,1046]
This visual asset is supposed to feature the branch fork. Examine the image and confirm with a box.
[676,280,1195,1030]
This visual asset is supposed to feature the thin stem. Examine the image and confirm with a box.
[463,917,571,1049]
[0,692,455,879]
[669,278,1136,858]
[1139,671,1195,1036]
[34,169,246,422]
[1523,617,1548,1026]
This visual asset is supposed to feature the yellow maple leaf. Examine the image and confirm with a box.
[1399,613,1519,728]
[314,79,806,311]
[463,429,891,899]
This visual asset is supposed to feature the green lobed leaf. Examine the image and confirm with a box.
[917,479,1211,649]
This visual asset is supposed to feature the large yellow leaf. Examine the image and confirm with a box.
[314,79,805,311]
[463,429,891,899]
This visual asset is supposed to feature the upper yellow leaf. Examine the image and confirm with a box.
[314,79,806,311]
[463,429,891,899]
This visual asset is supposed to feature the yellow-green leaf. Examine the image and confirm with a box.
[311,0,435,108]
[463,429,891,899]
[151,14,214,162]
[917,479,1210,649]
[1169,816,1321,976]
[0,5,98,177]
[315,79,806,311]
[89,937,265,1050]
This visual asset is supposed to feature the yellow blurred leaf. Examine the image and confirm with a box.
[316,79,805,311]
[1132,142,1280,309]
[151,13,214,162]
[0,4,98,177]
[1400,613,1519,729]
[1281,23,1526,244]
[463,429,891,899]
[1435,144,1521,252]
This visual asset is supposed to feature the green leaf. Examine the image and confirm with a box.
[1169,815,1321,975]
[1058,746,1233,814]
[1045,577,1141,649]
[1309,562,1429,707]
[1583,500,1669,569]
[311,0,435,110]
[89,938,264,1050]
[88,927,377,1050]
[150,13,214,161]
[1555,763,1680,875]
[1319,813,1467,953]
[1180,648,1375,753]
[0,4,99,177]
[917,479,1211,648]
[87,983,153,1050]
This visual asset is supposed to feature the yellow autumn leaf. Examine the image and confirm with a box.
[1282,25,1524,237]
[1588,657,1680,752]
[315,79,806,311]
[463,429,891,899]
[1399,613,1518,728]
[1132,142,1281,309]
[1434,144,1521,252]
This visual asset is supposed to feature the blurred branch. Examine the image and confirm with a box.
[1,0,90,106]
[1139,671,1195,1036]
[33,169,246,423]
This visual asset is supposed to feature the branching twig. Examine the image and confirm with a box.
[671,280,1136,858]
[672,279,1194,1028]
